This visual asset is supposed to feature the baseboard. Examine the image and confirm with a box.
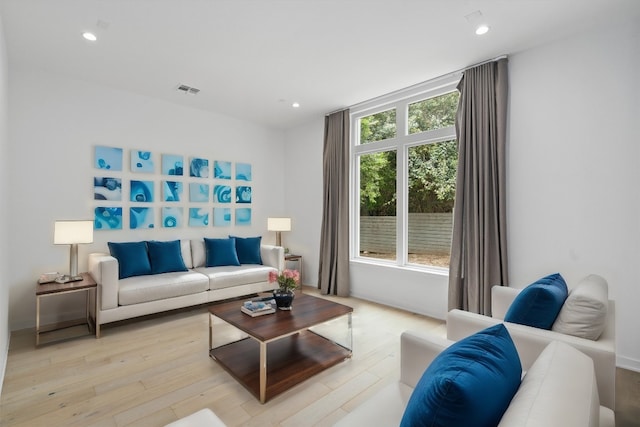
[617,355,640,373]
[0,327,9,397]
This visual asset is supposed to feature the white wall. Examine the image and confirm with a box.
[283,117,324,286]
[508,21,640,370]
[0,12,10,394]
[7,66,286,330]
[290,21,640,369]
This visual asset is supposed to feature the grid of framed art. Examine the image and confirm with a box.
[93,146,253,230]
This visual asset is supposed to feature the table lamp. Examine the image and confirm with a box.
[267,217,291,247]
[54,220,94,283]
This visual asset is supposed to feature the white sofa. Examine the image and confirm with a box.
[447,280,616,410]
[88,239,283,337]
[335,331,615,427]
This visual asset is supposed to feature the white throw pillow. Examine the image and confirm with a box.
[552,274,608,340]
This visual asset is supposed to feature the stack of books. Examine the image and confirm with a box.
[241,298,276,317]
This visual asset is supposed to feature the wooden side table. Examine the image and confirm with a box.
[285,254,303,290]
[36,272,97,346]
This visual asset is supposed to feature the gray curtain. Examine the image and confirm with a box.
[448,58,509,315]
[318,109,350,296]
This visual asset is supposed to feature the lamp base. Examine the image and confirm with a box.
[55,274,84,284]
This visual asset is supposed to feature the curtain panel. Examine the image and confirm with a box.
[318,109,350,296]
[448,58,509,315]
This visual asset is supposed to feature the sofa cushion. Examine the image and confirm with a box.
[119,270,209,306]
[230,235,263,265]
[181,239,193,269]
[498,341,600,427]
[195,265,276,290]
[147,240,189,275]
[504,273,568,329]
[552,274,608,340]
[204,237,241,267]
[191,239,206,268]
[400,323,521,427]
[108,241,151,279]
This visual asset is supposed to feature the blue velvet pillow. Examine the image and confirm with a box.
[229,235,262,265]
[108,241,151,279]
[400,324,522,427]
[146,240,188,274]
[204,237,240,267]
[504,273,568,329]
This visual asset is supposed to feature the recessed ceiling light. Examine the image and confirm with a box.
[292,102,300,108]
[82,32,97,41]
[475,25,490,35]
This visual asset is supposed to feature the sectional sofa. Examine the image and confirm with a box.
[88,237,283,337]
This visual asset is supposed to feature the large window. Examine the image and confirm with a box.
[352,78,459,270]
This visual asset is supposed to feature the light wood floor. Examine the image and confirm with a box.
[2,288,639,426]
[1,289,445,426]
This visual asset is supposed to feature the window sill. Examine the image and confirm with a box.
[350,257,449,277]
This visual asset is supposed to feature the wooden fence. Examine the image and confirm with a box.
[360,213,453,253]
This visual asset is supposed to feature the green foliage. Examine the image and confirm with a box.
[359,91,459,215]
[360,151,396,216]
[360,109,396,144]
[408,92,459,134]
[408,140,458,213]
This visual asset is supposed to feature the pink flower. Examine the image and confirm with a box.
[268,271,278,283]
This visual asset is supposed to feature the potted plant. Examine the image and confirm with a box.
[269,269,300,310]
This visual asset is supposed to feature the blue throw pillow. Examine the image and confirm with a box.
[400,324,522,427]
[146,240,188,274]
[108,241,151,279]
[504,273,568,329]
[230,235,262,265]
[204,237,240,267]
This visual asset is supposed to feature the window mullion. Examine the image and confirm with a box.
[396,103,408,265]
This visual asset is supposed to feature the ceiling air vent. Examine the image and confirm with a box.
[176,84,200,95]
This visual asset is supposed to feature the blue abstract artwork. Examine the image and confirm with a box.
[131,150,154,173]
[189,157,209,178]
[163,181,183,202]
[95,146,123,171]
[213,208,231,227]
[94,177,122,201]
[236,186,252,204]
[189,208,209,227]
[235,208,251,226]
[189,183,209,202]
[94,207,122,230]
[162,154,184,176]
[162,207,183,228]
[130,207,154,229]
[235,163,252,181]
[213,185,232,203]
[130,180,154,203]
[214,160,232,180]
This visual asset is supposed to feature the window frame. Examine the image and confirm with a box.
[350,74,460,272]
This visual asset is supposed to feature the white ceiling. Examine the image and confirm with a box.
[1,0,639,130]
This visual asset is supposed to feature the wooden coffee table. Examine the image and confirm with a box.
[208,293,353,403]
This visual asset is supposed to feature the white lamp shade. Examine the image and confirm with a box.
[267,217,291,232]
[54,220,94,244]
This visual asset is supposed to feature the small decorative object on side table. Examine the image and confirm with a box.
[36,272,97,346]
[269,269,300,310]
[284,254,303,292]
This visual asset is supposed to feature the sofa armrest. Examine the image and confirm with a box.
[260,245,284,271]
[491,286,520,319]
[88,252,119,310]
[447,308,616,410]
[400,330,453,388]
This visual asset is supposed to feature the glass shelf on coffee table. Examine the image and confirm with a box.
[208,292,353,403]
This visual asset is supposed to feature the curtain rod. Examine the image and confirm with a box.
[326,54,507,117]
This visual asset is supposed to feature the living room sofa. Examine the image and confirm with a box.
[335,329,615,426]
[446,275,616,410]
[88,238,283,337]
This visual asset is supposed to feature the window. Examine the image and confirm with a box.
[352,77,460,269]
